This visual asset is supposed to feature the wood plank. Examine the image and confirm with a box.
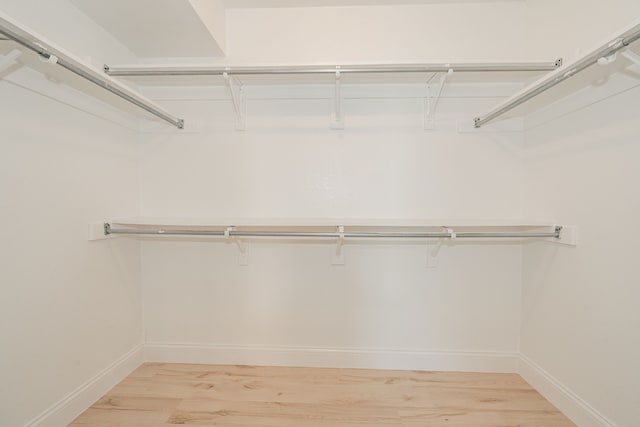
[69,363,576,427]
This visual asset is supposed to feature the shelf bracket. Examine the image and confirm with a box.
[225,226,248,265]
[549,225,578,246]
[621,49,640,67]
[331,67,344,129]
[426,238,445,268]
[445,227,457,240]
[223,71,246,131]
[0,48,21,76]
[424,68,452,130]
[332,225,346,265]
[88,222,113,241]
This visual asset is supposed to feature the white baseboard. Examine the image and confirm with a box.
[518,354,617,427]
[145,342,519,373]
[22,344,616,427]
[25,344,144,427]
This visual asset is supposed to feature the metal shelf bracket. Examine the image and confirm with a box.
[332,225,346,265]
[424,68,453,130]
[225,226,248,265]
[0,48,21,75]
[331,67,344,130]
[223,71,246,131]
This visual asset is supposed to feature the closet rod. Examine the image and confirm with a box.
[474,21,640,128]
[0,12,184,129]
[104,224,562,240]
[103,61,562,77]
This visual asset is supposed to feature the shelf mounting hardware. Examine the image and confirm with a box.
[0,48,21,75]
[225,226,248,265]
[223,71,246,131]
[332,225,346,265]
[621,49,640,66]
[331,67,344,129]
[425,68,453,130]
[426,237,446,268]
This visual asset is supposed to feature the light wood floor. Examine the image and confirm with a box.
[70,363,575,426]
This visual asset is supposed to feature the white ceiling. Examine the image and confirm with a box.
[224,0,521,7]
[70,0,225,57]
[69,0,524,59]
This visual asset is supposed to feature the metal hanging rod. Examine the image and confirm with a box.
[104,223,561,240]
[474,21,640,128]
[103,60,562,77]
[0,11,184,129]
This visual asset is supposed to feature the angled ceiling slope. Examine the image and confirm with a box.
[70,0,226,58]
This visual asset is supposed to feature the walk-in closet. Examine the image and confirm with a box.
[1,1,639,426]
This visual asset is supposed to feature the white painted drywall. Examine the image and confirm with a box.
[69,0,226,58]
[0,0,137,67]
[0,1,142,426]
[520,3,640,426]
[189,0,227,54]
[0,80,142,427]
[525,0,640,64]
[138,82,526,368]
[521,75,640,427]
[136,2,531,368]
[222,2,535,63]
[4,0,639,425]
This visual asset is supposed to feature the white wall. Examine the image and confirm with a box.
[520,3,640,426]
[223,2,534,64]
[5,1,639,425]
[525,0,640,63]
[0,0,137,67]
[521,76,640,427]
[138,82,526,369]
[136,2,532,369]
[0,1,142,426]
[521,78,640,427]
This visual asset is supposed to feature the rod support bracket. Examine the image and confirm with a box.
[424,70,451,129]
[88,222,113,240]
[547,225,577,246]
[597,52,617,66]
[446,227,457,239]
[331,66,344,129]
[332,225,346,265]
[37,51,58,64]
[621,49,640,66]
[223,71,246,130]
[0,48,22,75]
[426,238,445,268]
[225,226,248,265]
